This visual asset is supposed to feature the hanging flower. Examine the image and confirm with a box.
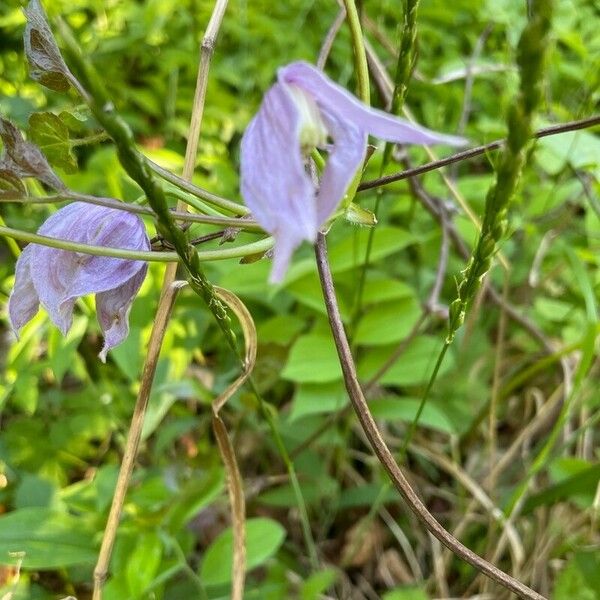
[8,202,150,361]
[240,61,466,282]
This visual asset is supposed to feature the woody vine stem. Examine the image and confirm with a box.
[315,233,546,600]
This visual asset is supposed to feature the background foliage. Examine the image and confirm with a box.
[0,0,599,598]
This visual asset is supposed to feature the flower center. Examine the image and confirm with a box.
[287,85,328,154]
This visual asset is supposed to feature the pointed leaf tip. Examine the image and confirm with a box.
[23,0,74,92]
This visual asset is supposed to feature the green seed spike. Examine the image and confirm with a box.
[447,0,553,342]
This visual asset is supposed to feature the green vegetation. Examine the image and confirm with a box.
[0,0,598,598]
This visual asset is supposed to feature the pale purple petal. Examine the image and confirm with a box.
[316,109,367,226]
[8,245,40,335]
[241,83,318,281]
[279,61,467,146]
[30,203,149,334]
[96,266,147,362]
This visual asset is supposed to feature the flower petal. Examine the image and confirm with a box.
[316,108,367,226]
[30,202,149,334]
[96,265,147,362]
[8,244,40,335]
[240,82,318,281]
[279,61,467,147]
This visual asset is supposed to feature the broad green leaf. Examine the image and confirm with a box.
[553,554,598,600]
[14,474,58,510]
[282,333,342,383]
[125,531,163,598]
[257,314,305,345]
[46,315,87,381]
[338,484,398,509]
[284,226,417,283]
[523,460,600,513]
[288,381,348,421]
[370,397,457,434]
[28,112,77,173]
[200,517,286,586]
[355,296,421,346]
[537,129,600,178]
[358,336,453,387]
[0,508,96,569]
[301,568,338,599]
[164,466,224,533]
[382,587,429,600]
[360,277,415,305]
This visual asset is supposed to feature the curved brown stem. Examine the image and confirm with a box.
[314,232,547,600]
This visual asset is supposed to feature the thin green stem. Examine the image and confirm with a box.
[341,0,370,103]
[351,0,420,334]
[0,225,176,261]
[0,224,273,262]
[1,193,261,230]
[148,159,249,216]
[70,131,110,146]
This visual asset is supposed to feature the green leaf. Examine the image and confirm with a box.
[301,568,338,599]
[125,531,163,598]
[0,507,96,569]
[354,296,421,346]
[382,587,429,600]
[257,314,305,345]
[46,315,87,381]
[14,474,58,510]
[537,129,600,178]
[288,381,348,421]
[164,466,224,533]
[554,554,599,600]
[200,517,286,586]
[370,397,457,434]
[28,112,77,173]
[523,462,600,513]
[358,336,454,387]
[282,333,342,383]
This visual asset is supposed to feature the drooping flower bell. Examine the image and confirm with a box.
[8,202,150,361]
[240,61,467,282]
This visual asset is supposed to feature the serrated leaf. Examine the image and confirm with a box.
[0,117,64,189]
[23,0,73,92]
[28,112,77,173]
[58,109,89,134]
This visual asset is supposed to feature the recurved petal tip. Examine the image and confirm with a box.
[96,266,147,361]
[279,61,467,147]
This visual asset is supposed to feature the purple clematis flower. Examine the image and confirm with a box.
[8,202,150,362]
[240,61,467,282]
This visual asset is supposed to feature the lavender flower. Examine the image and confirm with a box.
[240,61,467,282]
[8,202,150,361]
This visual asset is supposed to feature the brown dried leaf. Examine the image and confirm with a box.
[0,169,26,199]
[23,0,73,92]
[0,117,64,189]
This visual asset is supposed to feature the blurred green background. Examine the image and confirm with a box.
[0,0,599,598]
